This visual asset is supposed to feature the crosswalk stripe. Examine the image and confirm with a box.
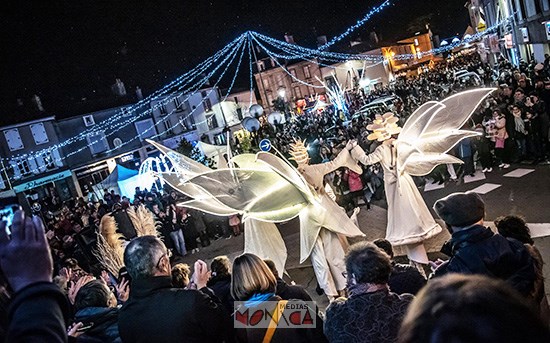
[468,183,501,194]
[503,168,535,178]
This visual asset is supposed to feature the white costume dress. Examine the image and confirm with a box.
[352,140,441,254]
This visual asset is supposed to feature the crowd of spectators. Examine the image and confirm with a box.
[2,187,550,342]
[2,52,550,342]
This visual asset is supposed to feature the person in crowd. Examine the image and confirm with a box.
[72,279,121,342]
[171,263,191,288]
[492,109,511,168]
[398,274,550,343]
[495,215,550,325]
[207,256,234,312]
[178,207,200,254]
[431,192,535,297]
[324,241,414,343]
[264,259,312,301]
[231,253,327,343]
[372,239,426,295]
[0,210,69,342]
[118,236,230,343]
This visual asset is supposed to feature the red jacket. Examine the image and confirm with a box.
[345,170,364,192]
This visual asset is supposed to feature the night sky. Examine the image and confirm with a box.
[2,0,469,125]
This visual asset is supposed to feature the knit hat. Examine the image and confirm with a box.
[433,192,485,227]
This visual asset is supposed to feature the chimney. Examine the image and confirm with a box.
[135,86,143,100]
[284,34,295,44]
[31,94,45,112]
[317,35,328,47]
[111,78,127,97]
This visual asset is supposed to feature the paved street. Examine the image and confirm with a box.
[177,163,550,309]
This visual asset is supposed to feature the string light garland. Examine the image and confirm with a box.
[2,9,514,181]
[318,0,392,51]
[4,36,246,176]
[4,34,245,164]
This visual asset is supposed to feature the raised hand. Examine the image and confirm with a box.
[115,278,130,303]
[67,275,95,305]
[0,211,53,293]
[191,260,211,290]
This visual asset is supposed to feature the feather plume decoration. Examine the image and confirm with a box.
[289,139,310,165]
[94,214,125,276]
[127,205,161,237]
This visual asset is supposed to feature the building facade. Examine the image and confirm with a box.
[479,0,550,63]
[0,117,77,210]
[254,58,325,111]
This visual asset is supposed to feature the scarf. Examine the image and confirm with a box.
[514,116,527,135]
[348,283,388,297]
[244,292,275,308]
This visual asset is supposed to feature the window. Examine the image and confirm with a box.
[203,98,212,112]
[83,115,95,127]
[134,119,157,141]
[236,108,243,120]
[4,128,24,151]
[303,65,311,79]
[159,104,167,115]
[10,157,33,178]
[113,138,123,148]
[207,115,218,130]
[289,69,297,78]
[87,131,109,154]
[201,91,208,98]
[35,151,56,172]
[262,78,270,90]
[234,96,239,104]
[214,133,227,145]
[30,123,49,145]
[294,86,303,99]
[543,0,550,12]
[163,120,174,135]
[174,96,184,112]
[414,38,419,46]
[257,61,265,71]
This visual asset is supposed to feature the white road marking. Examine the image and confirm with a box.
[469,183,501,194]
[424,181,445,191]
[503,168,535,178]
[464,170,486,183]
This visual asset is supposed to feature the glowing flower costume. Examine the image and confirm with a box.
[147,137,364,297]
[349,88,495,263]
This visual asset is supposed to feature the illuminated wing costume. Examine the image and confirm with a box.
[147,138,364,297]
[350,88,495,263]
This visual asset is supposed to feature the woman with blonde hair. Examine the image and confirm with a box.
[231,253,327,343]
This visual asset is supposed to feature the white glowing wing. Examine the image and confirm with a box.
[182,168,308,222]
[397,88,495,176]
[146,139,210,178]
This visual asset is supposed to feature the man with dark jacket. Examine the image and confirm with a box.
[73,280,121,342]
[118,236,230,343]
[431,192,535,297]
[264,259,312,301]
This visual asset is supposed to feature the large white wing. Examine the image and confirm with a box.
[397,88,495,176]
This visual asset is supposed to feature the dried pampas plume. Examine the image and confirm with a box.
[94,214,125,276]
[127,205,161,237]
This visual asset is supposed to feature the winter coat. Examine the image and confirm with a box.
[74,307,120,342]
[433,225,535,297]
[344,170,364,192]
[118,276,230,343]
[207,274,234,313]
[275,278,312,302]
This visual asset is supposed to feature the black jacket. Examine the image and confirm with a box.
[118,276,231,343]
[275,278,312,302]
[207,274,234,313]
[433,225,535,296]
[74,307,120,343]
[388,263,426,295]
[6,282,69,343]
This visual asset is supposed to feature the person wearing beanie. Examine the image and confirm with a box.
[430,192,536,298]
